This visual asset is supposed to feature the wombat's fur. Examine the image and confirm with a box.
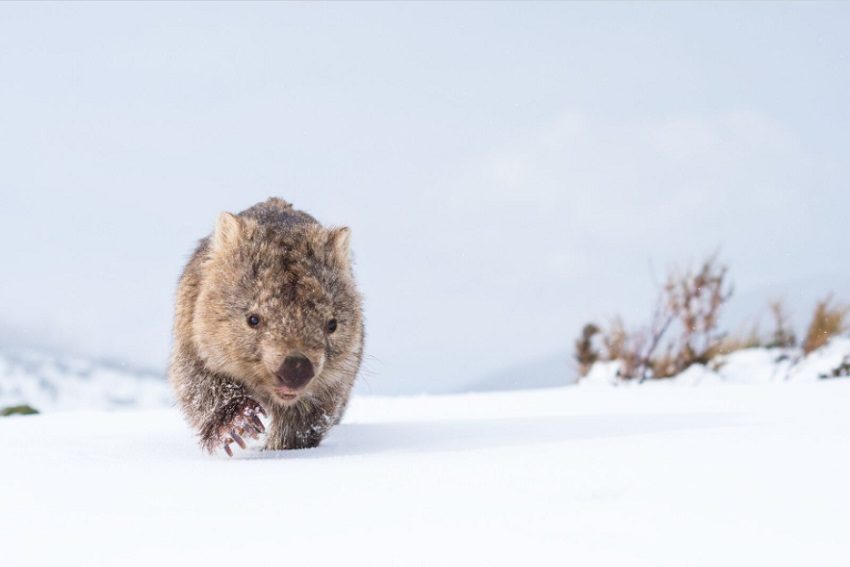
[168,198,364,454]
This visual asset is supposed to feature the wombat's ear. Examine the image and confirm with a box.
[326,227,352,264]
[212,212,244,253]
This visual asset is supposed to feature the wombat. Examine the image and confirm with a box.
[168,198,364,456]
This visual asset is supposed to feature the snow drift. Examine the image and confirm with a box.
[582,337,850,387]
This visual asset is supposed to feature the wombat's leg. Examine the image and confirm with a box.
[264,403,335,451]
[199,397,267,456]
[171,354,268,456]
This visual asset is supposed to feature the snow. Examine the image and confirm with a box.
[581,337,850,387]
[3,380,850,566]
[0,345,171,412]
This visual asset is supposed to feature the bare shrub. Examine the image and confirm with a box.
[572,256,850,383]
[719,323,763,355]
[578,254,734,382]
[574,323,601,377]
[802,295,849,355]
[662,254,733,373]
[766,299,796,349]
[631,293,680,380]
[594,316,648,380]
[602,317,628,362]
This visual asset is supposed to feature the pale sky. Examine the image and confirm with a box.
[1,2,849,393]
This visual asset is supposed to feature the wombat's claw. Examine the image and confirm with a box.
[230,430,247,449]
[220,420,263,455]
[217,422,257,457]
[251,415,265,433]
[206,398,268,457]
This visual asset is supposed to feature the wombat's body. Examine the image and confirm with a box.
[168,198,364,455]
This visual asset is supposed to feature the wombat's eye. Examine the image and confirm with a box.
[247,314,261,328]
[326,319,338,334]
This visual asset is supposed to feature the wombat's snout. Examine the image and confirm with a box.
[276,354,315,389]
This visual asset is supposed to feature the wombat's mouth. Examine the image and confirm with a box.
[273,386,301,404]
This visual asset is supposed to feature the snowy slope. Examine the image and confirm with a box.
[2,381,849,566]
[465,337,850,393]
[0,345,172,412]
[581,337,850,387]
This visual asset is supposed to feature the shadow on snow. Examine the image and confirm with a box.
[239,412,744,460]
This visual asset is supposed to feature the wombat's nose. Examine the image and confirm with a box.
[276,355,315,389]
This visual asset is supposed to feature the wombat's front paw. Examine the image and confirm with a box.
[200,398,267,457]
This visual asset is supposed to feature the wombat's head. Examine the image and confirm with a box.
[193,212,363,406]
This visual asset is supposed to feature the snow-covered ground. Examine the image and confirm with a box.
[2,379,849,566]
[582,337,850,388]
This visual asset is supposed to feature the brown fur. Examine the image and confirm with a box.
[168,198,364,453]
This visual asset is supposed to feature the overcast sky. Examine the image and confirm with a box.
[1,2,849,394]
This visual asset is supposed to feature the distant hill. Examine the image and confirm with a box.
[460,352,578,393]
[0,344,172,412]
